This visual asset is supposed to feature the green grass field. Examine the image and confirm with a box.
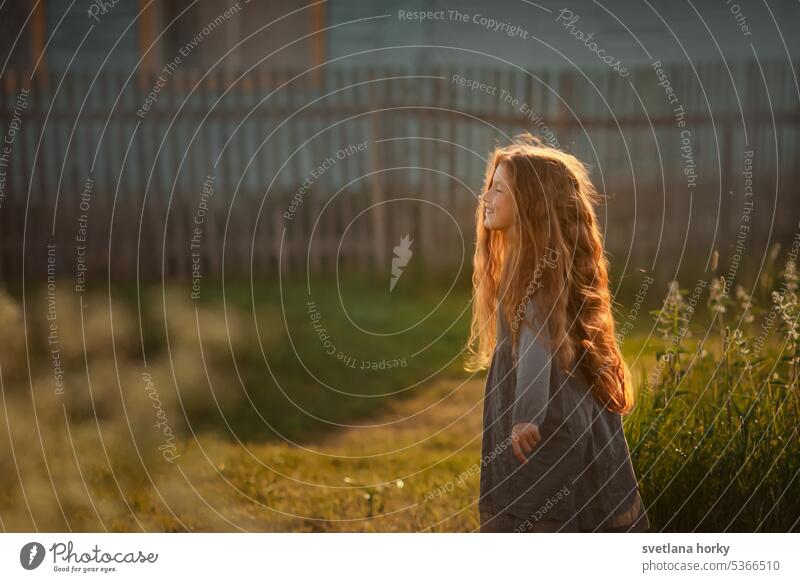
[1,254,798,532]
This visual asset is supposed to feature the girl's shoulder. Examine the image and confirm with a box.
[521,299,549,331]
[513,299,551,351]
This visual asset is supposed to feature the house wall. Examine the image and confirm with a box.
[327,0,800,69]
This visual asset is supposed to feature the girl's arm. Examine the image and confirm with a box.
[512,301,552,429]
[510,301,552,463]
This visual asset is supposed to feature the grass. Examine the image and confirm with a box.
[0,249,798,531]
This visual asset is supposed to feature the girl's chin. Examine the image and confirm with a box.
[484,217,503,230]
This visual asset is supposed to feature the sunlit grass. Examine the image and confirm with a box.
[1,247,798,531]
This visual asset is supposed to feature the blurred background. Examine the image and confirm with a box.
[0,0,799,532]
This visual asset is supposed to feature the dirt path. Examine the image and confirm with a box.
[142,375,487,532]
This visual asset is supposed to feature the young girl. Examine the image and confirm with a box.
[466,134,650,533]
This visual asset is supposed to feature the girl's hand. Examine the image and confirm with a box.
[511,422,542,464]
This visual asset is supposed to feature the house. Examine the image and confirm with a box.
[5,0,799,78]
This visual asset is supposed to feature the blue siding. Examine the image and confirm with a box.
[47,0,139,71]
[328,0,800,70]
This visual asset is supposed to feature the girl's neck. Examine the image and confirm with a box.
[503,223,520,248]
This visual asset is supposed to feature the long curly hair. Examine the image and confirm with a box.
[464,133,634,415]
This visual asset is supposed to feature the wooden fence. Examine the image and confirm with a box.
[1,60,798,285]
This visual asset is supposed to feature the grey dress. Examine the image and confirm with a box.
[478,300,649,532]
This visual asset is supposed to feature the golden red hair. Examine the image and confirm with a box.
[465,133,634,415]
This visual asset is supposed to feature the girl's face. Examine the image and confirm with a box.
[482,162,516,231]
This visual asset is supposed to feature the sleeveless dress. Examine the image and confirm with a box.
[478,300,649,532]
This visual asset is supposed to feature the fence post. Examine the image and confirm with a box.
[367,69,385,272]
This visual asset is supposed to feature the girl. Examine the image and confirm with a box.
[465,133,649,533]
